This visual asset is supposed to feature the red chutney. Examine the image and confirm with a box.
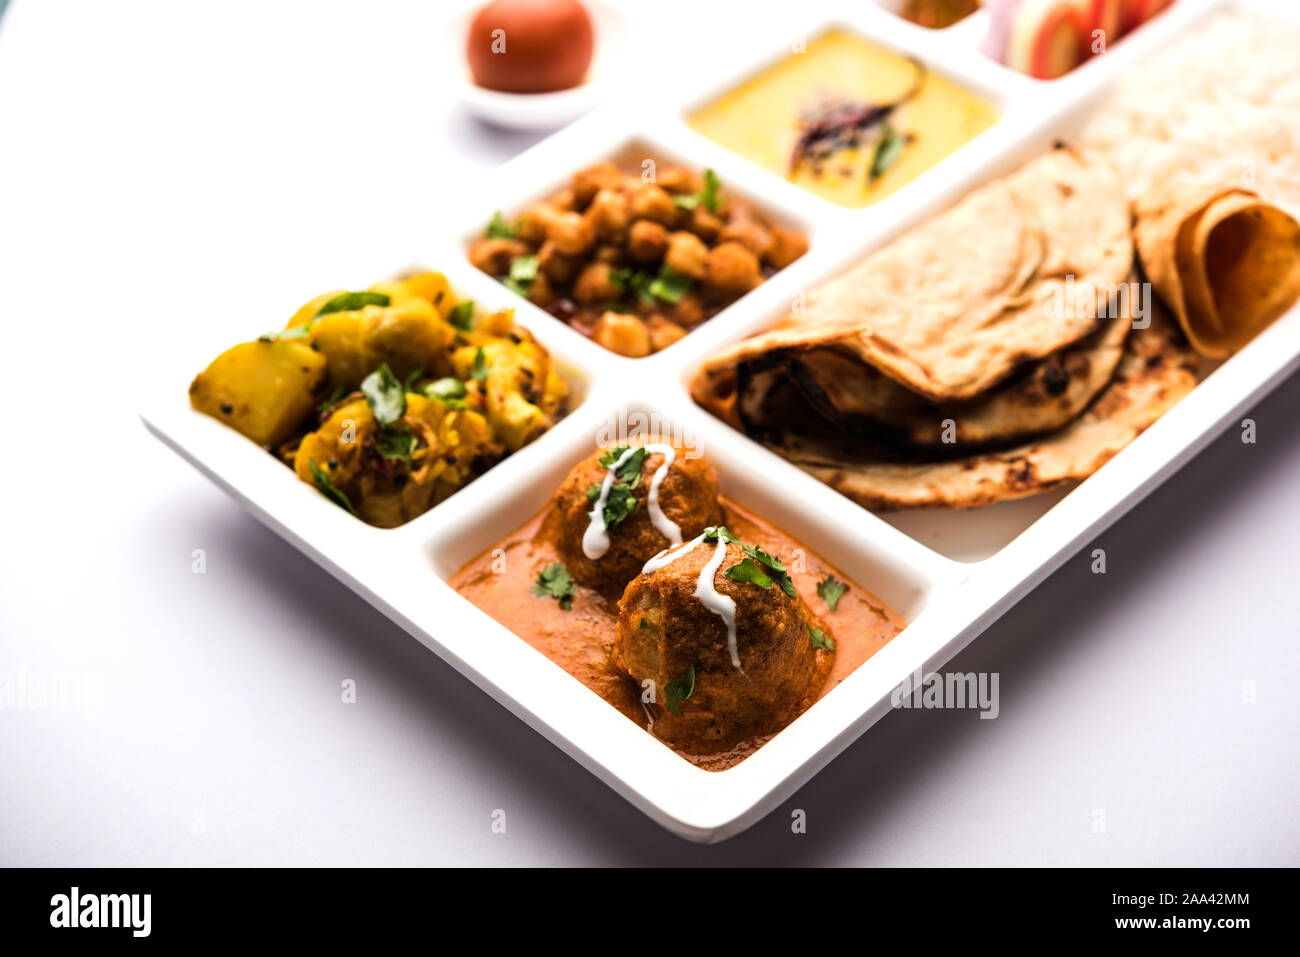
[449,497,905,769]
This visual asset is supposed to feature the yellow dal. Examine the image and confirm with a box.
[688,31,998,208]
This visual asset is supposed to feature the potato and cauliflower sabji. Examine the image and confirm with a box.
[189,272,569,527]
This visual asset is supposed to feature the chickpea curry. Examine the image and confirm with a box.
[188,272,569,528]
[450,440,905,769]
[468,163,809,357]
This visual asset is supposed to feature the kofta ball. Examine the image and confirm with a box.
[543,442,725,600]
[466,0,595,94]
[615,536,832,754]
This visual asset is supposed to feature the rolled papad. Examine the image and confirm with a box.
[1135,184,1300,358]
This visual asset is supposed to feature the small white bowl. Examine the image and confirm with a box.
[450,0,627,131]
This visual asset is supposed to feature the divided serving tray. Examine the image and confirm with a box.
[141,0,1300,841]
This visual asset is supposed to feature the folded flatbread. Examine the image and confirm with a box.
[1135,185,1300,357]
[690,146,1211,510]
[747,304,1198,510]
[695,146,1133,405]
[776,280,1134,448]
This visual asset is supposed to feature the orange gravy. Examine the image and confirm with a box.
[449,497,905,769]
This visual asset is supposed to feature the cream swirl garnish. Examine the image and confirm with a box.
[644,445,681,543]
[641,532,705,574]
[582,444,681,560]
[641,529,741,671]
[697,535,740,670]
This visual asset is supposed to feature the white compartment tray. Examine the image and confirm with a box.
[142,0,1299,841]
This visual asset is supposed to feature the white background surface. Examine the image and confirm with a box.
[1,0,1296,865]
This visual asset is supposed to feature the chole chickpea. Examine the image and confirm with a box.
[469,161,809,357]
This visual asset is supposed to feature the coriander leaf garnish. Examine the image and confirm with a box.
[702,168,723,209]
[471,347,490,383]
[360,363,406,427]
[308,459,357,516]
[448,300,475,331]
[664,663,696,716]
[315,291,391,318]
[486,211,519,239]
[258,325,312,343]
[724,556,773,589]
[374,426,417,465]
[747,544,786,574]
[618,447,649,484]
[808,623,836,651]
[608,265,655,302]
[869,123,906,183]
[603,492,631,521]
[745,544,795,598]
[360,364,417,465]
[315,385,347,414]
[613,267,653,305]
[425,377,468,409]
[403,365,424,391]
[646,266,691,305]
[599,446,649,486]
[703,525,741,545]
[598,446,629,467]
[586,481,640,531]
[619,265,691,306]
[817,575,847,612]
[704,527,795,597]
[530,562,576,611]
[505,254,539,295]
[673,168,722,212]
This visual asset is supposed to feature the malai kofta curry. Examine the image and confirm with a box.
[451,439,905,769]
[188,271,569,527]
